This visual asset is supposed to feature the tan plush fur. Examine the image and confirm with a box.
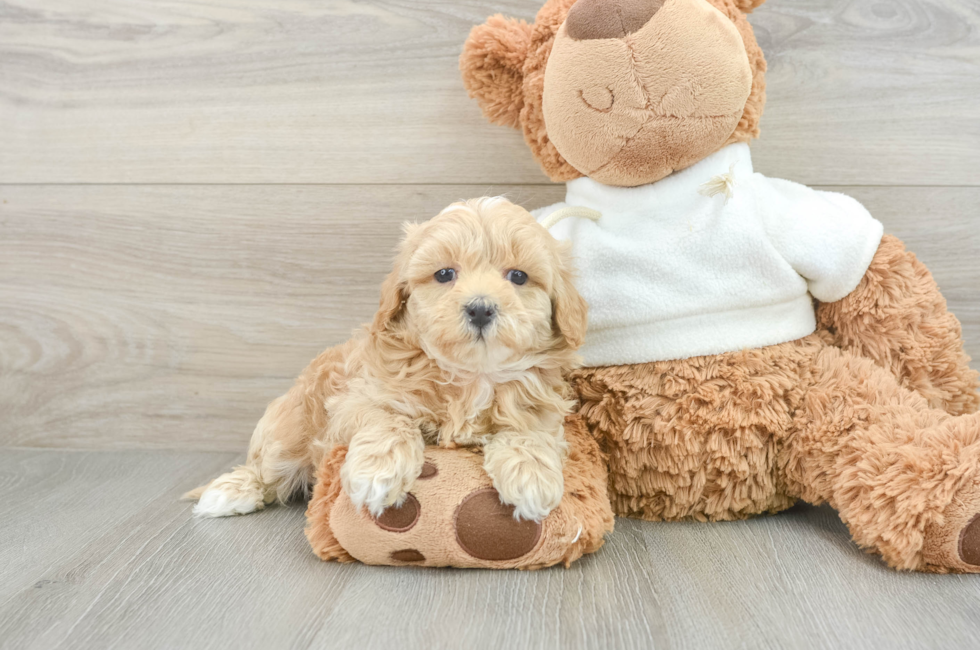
[572,240,980,571]
[459,15,533,130]
[304,445,356,563]
[186,198,589,523]
[461,0,980,571]
[305,415,614,569]
[460,0,766,184]
[817,235,980,417]
[543,0,753,186]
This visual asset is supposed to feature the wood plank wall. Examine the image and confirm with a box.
[2,0,978,451]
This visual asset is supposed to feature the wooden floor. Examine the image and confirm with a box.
[1,0,979,648]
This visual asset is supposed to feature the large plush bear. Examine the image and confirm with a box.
[461,0,980,572]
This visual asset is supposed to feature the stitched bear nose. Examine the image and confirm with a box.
[565,0,665,40]
[464,300,496,330]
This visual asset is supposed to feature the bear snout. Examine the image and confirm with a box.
[566,0,667,41]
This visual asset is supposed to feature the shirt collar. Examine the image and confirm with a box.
[564,143,753,214]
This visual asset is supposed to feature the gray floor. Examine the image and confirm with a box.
[3,0,980,648]
[1,449,979,650]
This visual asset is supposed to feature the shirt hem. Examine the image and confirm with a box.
[580,296,819,366]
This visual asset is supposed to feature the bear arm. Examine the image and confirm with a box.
[816,234,979,415]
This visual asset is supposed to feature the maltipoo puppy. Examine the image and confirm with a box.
[185,197,587,521]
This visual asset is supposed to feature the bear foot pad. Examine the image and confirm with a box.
[959,514,980,566]
[922,478,980,573]
[454,488,542,561]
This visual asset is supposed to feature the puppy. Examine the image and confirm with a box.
[185,197,588,521]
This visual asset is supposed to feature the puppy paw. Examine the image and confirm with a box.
[191,467,268,518]
[483,432,566,522]
[341,432,425,518]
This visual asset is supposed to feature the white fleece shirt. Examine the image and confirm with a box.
[533,143,884,366]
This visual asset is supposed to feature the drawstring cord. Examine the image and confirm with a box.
[540,206,603,230]
[698,163,738,203]
[544,164,737,227]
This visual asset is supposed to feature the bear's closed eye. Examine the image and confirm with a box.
[580,86,615,112]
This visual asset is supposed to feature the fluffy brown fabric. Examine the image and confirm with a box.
[782,341,980,571]
[305,446,356,563]
[573,241,980,571]
[305,416,615,569]
[572,338,808,523]
[460,0,766,183]
[817,235,980,417]
[458,15,533,130]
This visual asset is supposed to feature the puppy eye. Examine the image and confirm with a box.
[506,270,528,286]
[435,268,456,283]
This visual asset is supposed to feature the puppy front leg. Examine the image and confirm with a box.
[340,411,425,517]
[483,429,568,522]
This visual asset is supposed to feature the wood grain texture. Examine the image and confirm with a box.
[0,184,563,450]
[1,184,977,451]
[1,0,978,185]
[0,449,978,650]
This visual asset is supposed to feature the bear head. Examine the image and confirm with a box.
[460,0,768,187]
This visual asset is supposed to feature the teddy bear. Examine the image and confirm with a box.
[460,0,980,572]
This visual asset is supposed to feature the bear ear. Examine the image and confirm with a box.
[733,0,767,12]
[460,15,533,130]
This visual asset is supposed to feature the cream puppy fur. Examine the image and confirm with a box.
[185,198,588,522]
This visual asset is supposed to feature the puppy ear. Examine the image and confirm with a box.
[460,15,533,129]
[372,267,408,333]
[552,244,588,350]
[373,222,420,333]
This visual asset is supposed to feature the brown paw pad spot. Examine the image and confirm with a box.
[390,549,425,563]
[374,493,420,532]
[454,488,542,561]
[418,462,438,480]
[959,513,980,566]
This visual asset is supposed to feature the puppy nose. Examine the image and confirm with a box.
[464,300,496,330]
[565,0,665,40]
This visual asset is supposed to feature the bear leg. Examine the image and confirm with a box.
[780,344,980,572]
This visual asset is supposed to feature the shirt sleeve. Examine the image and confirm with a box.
[758,176,884,303]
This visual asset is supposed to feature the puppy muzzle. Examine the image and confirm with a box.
[464,299,497,332]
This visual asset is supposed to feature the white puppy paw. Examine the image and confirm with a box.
[193,487,264,518]
[341,433,425,517]
[192,467,267,518]
[483,432,566,522]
